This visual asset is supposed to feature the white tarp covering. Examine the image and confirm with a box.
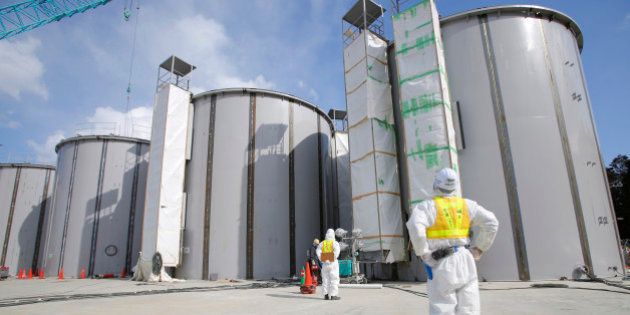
[392,0,461,209]
[344,30,405,263]
[141,83,191,267]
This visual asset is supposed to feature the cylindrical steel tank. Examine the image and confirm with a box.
[43,135,149,278]
[181,88,337,280]
[0,163,55,276]
[333,131,352,232]
[440,5,623,280]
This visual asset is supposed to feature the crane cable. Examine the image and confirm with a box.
[123,0,140,136]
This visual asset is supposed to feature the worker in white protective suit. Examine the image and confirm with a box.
[406,168,499,315]
[316,228,341,300]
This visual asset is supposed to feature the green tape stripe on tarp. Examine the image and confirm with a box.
[393,0,430,21]
[396,33,436,55]
[407,143,458,158]
[405,19,433,38]
[414,19,433,31]
[407,140,457,169]
[373,117,396,132]
[398,68,439,86]
[368,74,387,84]
[401,93,451,118]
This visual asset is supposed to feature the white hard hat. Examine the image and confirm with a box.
[433,168,458,193]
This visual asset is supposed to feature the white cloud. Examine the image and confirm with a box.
[167,14,230,61]
[622,13,630,29]
[27,130,65,164]
[0,111,21,129]
[214,74,275,89]
[88,8,275,94]
[296,79,319,102]
[83,106,153,139]
[0,37,48,100]
[153,14,274,90]
[308,88,319,101]
[27,105,152,163]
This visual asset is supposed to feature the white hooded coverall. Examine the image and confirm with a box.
[316,229,341,297]
[407,185,498,314]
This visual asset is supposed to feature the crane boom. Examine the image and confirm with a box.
[0,0,111,40]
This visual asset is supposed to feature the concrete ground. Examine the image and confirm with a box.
[0,278,629,314]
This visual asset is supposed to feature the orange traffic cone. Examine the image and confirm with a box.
[28,268,33,279]
[120,267,126,278]
[300,261,316,294]
[39,269,45,279]
[17,268,23,279]
[80,268,86,279]
[304,262,312,285]
[58,268,64,280]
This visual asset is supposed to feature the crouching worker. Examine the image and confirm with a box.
[406,168,499,315]
[316,229,341,300]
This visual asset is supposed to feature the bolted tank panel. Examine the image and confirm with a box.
[322,116,336,231]
[333,132,352,232]
[441,6,623,280]
[293,104,324,275]
[182,88,336,280]
[0,164,54,276]
[252,93,291,278]
[542,16,622,279]
[43,136,149,278]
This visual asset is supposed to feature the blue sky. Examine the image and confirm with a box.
[0,0,628,165]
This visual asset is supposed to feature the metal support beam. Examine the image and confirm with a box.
[246,93,257,279]
[202,95,217,280]
[479,15,530,281]
[1,167,21,266]
[88,140,108,277]
[288,104,296,277]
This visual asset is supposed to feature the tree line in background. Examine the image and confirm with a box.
[607,155,630,240]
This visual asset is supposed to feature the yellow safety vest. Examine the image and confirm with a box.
[321,240,335,262]
[426,197,471,239]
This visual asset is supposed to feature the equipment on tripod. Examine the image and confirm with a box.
[335,228,368,284]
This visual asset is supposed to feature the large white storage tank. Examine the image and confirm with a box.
[181,88,337,280]
[0,163,55,276]
[43,135,149,278]
[440,5,624,280]
[333,131,352,232]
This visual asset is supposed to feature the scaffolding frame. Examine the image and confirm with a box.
[156,55,196,92]
[342,0,386,47]
[342,0,406,264]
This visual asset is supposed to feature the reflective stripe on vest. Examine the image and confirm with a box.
[426,197,471,239]
[321,240,334,253]
[321,240,335,262]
